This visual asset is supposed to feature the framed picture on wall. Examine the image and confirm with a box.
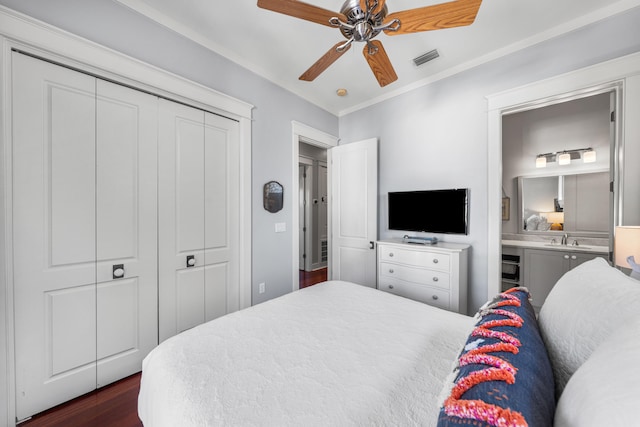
[502,197,510,220]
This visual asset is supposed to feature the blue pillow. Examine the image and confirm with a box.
[437,288,555,427]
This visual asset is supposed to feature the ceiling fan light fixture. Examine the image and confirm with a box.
[336,88,348,96]
[413,49,440,66]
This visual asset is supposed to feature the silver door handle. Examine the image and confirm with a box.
[187,255,196,267]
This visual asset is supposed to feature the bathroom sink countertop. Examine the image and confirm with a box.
[502,239,609,254]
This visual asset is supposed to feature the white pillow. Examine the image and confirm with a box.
[538,257,640,396]
[554,318,640,427]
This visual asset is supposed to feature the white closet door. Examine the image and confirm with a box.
[159,100,206,341]
[204,112,240,321]
[158,101,241,342]
[12,53,98,420]
[95,79,158,387]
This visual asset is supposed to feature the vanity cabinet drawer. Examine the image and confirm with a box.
[379,245,450,271]
[379,261,451,290]
[378,278,450,310]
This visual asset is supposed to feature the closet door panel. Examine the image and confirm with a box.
[205,263,228,322]
[49,285,97,376]
[50,86,97,266]
[177,268,206,333]
[97,279,138,359]
[95,80,158,386]
[12,52,97,420]
[204,113,240,314]
[158,100,205,341]
[177,118,206,254]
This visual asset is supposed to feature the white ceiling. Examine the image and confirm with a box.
[116,0,640,116]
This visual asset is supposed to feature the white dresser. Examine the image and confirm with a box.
[377,239,469,314]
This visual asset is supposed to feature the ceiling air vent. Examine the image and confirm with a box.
[413,49,440,66]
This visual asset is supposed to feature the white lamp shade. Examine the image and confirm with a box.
[536,156,547,168]
[558,152,571,165]
[614,226,640,268]
[546,211,564,224]
[583,149,596,163]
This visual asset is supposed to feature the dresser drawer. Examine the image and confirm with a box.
[378,278,450,310]
[379,262,451,290]
[379,245,450,271]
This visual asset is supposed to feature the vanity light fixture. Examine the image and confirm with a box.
[558,152,571,165]
[583,149,597,163]
[534,147,595,168]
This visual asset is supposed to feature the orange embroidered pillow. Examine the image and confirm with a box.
[437,288,555,427]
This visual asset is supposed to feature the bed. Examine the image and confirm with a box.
[139,258,640,427]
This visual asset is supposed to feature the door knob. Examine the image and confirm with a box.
[186,255,196,267]
[112,264,125,279]
[369,241,375,250]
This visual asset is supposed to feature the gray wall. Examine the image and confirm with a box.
[0,0,339,306]
[339,6,640,312]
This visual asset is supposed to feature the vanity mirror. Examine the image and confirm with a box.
[518,171,609,236]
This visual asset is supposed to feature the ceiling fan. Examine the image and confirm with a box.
[257,0,483,87]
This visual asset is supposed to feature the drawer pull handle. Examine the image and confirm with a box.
[563,255,570,260]
[571,255,577,260]
[432,295,439,300]
[388,285,394,290]
[433,277,439,282]
[433,259,439,264]
[389,253,394,257]
[389,269,394,274]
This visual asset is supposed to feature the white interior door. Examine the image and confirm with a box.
[158,100,241,342]
[329,139,378,287]
[12,53,98,420]
[95,79,158,387]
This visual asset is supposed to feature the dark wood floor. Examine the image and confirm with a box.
[19,373,142,427]
[299,267,327,288]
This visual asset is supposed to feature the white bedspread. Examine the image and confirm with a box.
[138,281,474,426]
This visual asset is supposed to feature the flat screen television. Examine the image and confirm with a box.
[388,188,469,235]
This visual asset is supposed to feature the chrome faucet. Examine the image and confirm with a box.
[561,233,568,245]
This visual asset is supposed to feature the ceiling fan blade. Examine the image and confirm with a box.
[362,40,397,87]
[299,42,352,82]
[257,0,345,27]
[384,0,482,35]
[359,0,387,15]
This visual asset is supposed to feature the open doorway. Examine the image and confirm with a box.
[290,122,338,291]
[299,143,328,288]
